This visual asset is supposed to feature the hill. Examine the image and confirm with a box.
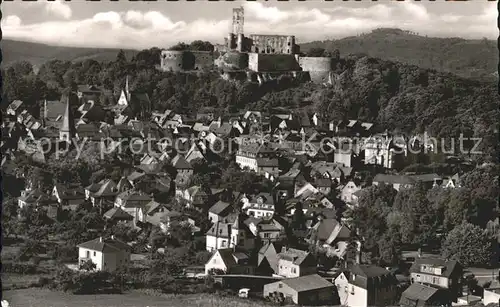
[300,28,498,81]
[1,39,138,70]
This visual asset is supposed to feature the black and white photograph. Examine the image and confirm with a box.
[1,0,499,306]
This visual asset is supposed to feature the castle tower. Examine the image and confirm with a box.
[232,6,244,36]
[59,94,75,142]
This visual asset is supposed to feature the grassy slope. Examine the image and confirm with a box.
[3,289,281,307]
[1,39,138,68]
[300,28,498,80]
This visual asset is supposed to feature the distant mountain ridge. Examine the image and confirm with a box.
[300,28,498,80]
[1,39,139,70]
[2,28,497,80]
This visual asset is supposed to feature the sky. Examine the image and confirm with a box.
[2,0,497,49]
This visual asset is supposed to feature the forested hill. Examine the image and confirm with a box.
[3,49,498,162]
[1,39,138,70]
[300,28,498,81]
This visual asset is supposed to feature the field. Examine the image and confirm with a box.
[3,289,275,307]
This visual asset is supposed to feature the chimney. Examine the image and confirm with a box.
[111,235,115,240]
[99,237,103,242]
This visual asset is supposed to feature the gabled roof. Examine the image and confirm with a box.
[206,221,231,238]
[77,237,131,253]
[103,207,133,220]
[400,283,439,304]
[278,248,312,266]
[209,201,232,215]
[215,248,238,267]
[172,154,192,170]
[281,274,334,293]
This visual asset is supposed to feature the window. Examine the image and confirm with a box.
[93,251,96,256]
[291,267,296,274]
[213,259,217,264]
[279,284,283,288]
[350,286,355,295]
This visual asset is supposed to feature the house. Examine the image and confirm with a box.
[363,133,406,169]
[138,200,169,226]
[172,154,193,187]
[372,173,441,192]
[409,258,463,302]
[255,219,286,242]
[114,190,154,222]
[277,247,317,278]
[52,184,86,210]
[236,143,276,172]
[307,218,356,260]
[263,274,336,305]
[103,207,134,224]
[18,189,58,210]
[7,100,25,116]
[442,173,461,188]
[275,169,307,199]
[204,248,254,275]
[77,236,131,272]
[244,193,275,219]
[208,200,233,224]
[334,265,398,307]
[340,181,361,205]
[182,185,212,210]
[205,214,255,252]
[258,242,284,274]
[159,210,199,234]
[257,158,279,180]
[483,287,500,305]
[399,283,452,307]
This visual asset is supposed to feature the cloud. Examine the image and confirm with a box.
[45,0,72,20]
[1,2,497,49]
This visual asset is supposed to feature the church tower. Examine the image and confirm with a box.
[59,94,75,142]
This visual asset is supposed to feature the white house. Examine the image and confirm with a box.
[340,181,361,205]
[334,265,397,307]
[204,248,253,275]
[205,214,255,252]
[77,236,131,272]
[244,193,275,219]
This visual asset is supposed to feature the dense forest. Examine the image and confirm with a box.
[2,43,498,162]
[301,28,498,81]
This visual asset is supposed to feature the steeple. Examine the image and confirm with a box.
[59,94,75,142]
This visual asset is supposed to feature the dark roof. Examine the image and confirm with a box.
[400,283,439,305]
[209,201,232,215]
[172,154,192,170]
[278,248,312,266]
[348,264,396,290]
[77,237,131,253]
[373,174,414,185]
[103,207,133,220]
[206,221,231,238]
[281,274,334,293]
[257,158,279,167]
[216,248,237,267]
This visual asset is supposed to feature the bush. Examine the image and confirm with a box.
[1,262,37,274]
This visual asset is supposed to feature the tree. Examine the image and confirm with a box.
[79,259,97,271]
[307,48,327,57]
[291,202,306,230]
[116,49,127,65]
[441,222,494,267]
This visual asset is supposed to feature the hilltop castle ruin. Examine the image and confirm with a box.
[159,7,337,84]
